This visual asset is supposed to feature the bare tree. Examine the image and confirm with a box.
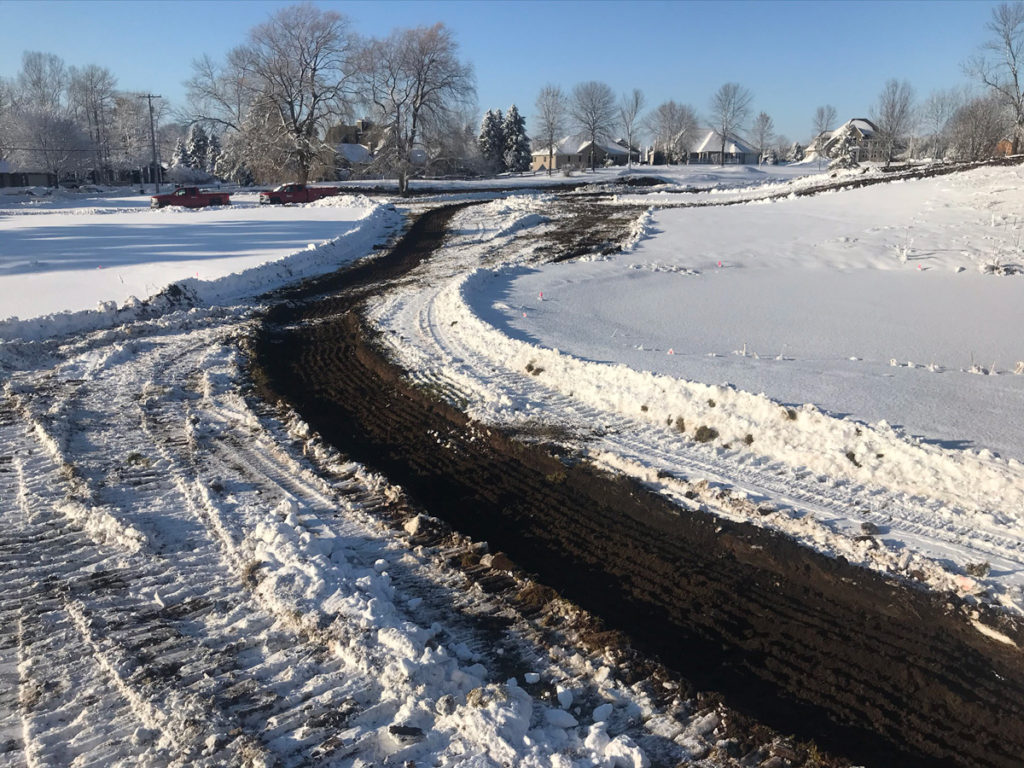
[8,107,91,183]
[111,92,170,181]
[534,84,566,175]
[420,102,478,176]
[872,79,916,166]
[811,104,837,161]
[246,3,356,182]
[69,64,117,181]
[618,88,645,169]
[186,49,257,133]
[965,2,1024,153]
[188,3,355,183]
[17,51,67,113]
[709,83,752,165]
[644,100,698,163]
[751,111,775,163]
[356,23,475,193]
[570,80,616,170]
[948,95,1011,160]
[920,87,968,159]
[0,78,15,162]
[813,104,837,138]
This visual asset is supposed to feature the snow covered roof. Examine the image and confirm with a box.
[531,134,630,158]
[693,130,756,156]
[845,118,878,138]
[336,143,371,164]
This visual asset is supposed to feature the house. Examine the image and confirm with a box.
[326,120,374,146]
[820,118,886,163]
[0,159,57,188]
[689,130,758,164]
[530,135,631,172]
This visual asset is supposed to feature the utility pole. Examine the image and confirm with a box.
[140,94,162,192]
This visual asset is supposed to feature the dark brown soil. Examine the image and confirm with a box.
[250,199,1024,768]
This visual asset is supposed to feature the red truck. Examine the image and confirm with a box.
[151,186,231,209]
[259,183,340,205]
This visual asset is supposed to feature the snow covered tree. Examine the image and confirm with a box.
[214,131,255,185]
[478,108,505,173]
[187,4,357,184]
[184,123,209,172]
[828,122,860,169]
[786,141,805,162]
[502,104,530,173]
[354,22,475,193]
[171,136,188,168]
[206,132,222,174]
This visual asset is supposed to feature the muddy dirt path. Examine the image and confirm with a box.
[251,200,1024,768]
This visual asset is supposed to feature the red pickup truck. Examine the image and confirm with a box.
[259,184,340,205]
[151,187,231,209]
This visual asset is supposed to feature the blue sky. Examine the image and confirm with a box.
[0,0,1003,143]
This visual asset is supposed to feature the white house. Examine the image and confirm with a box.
[806,118,885,164]
[689,130,758,164]
[530,135,631,172]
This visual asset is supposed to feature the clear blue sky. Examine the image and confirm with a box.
[0,0,1003,143]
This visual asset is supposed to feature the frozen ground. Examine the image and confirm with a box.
[369,164,1024,621]
[2,164,1023,767]
[0,186,749,767]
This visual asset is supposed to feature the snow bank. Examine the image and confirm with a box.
[0,201,400,343]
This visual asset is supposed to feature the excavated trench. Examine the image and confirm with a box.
[251,197,1024,768]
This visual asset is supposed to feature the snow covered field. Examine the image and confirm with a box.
[2,164,1023,766]
[369,163,1024,620]
[0,187,709,767]
[0,190,380,323]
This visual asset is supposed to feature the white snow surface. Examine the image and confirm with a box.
[0,184,719,767]
[368,165,1024,617]
[0,190,381,329]
[3,165,1024,767]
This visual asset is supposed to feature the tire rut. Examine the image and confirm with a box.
[251,199,1024,768]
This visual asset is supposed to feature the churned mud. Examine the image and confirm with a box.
[251,198,1024,768]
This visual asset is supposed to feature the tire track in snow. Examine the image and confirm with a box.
[1,321,396,766]
[373,204,1024,610]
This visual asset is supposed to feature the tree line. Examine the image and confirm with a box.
[1,2,1021,187]
[0,51,173,185]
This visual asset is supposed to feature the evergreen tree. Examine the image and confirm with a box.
[184,123,209,171]
[206,132,221,174]
[786,141,805,162]
[170,137,188,169]
[502,104,531,173]
[478,109,505,173]
[828,123,860,169]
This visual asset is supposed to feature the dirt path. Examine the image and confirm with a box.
[252,200,1024,768]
